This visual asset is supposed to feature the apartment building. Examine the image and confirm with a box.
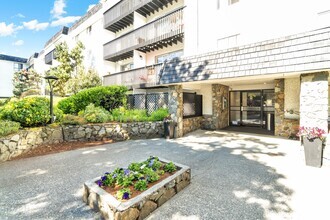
[29,2,113,77]
[102,0,330,138]
[0,54,27,98]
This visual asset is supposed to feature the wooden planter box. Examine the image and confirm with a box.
[83,159,191,220]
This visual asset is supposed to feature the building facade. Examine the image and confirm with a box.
[29,2,113,78]
[0,54,28,98]
[102,0,330,137]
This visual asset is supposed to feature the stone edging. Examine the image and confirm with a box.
[83,158,191,220]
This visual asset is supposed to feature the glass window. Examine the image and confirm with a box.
[13,63,23,72]
[156,50,183,64]
[120,63,134,72]
[86,26,92,35]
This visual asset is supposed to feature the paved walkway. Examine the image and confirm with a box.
[0,130,329,220]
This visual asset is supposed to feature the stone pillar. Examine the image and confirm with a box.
[168,85,183,138]
[300,72,329,132]
[274,79,285,136]
[274,78,301,138]
[211,84,229,129]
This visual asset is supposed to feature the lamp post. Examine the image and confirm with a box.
[44,76,59,124]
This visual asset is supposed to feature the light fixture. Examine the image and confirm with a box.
[44,75,59,124]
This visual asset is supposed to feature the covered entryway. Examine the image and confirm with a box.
[229,89,275,133]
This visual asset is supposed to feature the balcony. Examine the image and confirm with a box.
[103,63,163,88]
[104,0,178,32]
[104,7,184,62]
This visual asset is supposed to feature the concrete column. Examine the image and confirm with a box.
[274,79,285,136]
[168,85,183,137]
[212,84,229,129]
[300,72,329,132]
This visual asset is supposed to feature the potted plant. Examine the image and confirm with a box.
[297,126,326,167]
[163,115,175,139]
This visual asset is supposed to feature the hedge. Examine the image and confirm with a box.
[57,86,128,114]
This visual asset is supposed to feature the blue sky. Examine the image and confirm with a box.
[0,0,100,58]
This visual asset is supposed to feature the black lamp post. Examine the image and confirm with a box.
[44,76,59,124]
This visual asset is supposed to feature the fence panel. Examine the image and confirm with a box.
[127,93,168,114]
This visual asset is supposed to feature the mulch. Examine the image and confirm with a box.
[11,139,114,161]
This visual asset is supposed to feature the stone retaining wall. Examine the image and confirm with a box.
[63,122,164,142]
[0,122,164,162]
[0,127,63,161]
[183,117,203,135]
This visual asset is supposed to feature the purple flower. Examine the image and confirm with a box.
[122,192,130,200]
[105,172,110,175]
[112,174,117,178]
[148,159,154,168]
[97,180,102,187]
[101,176,107,181]
[124,169,130,176]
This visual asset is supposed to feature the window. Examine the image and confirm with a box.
[228,0,239,5]
[217,34,240,50]
[86,26,92,35]
[156,50,183,64]
[120,63,134,72]
[183,93,203,118]
[13,63,23,72]
[74,34,79,42]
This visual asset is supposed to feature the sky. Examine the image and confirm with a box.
[0,0,100,58]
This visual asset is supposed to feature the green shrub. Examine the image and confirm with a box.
[134,180,148,191]
[0,97,49,127]
[57,86,128,114]
[61,114,86,125]
[149,108,169,121]
[0,98,9,107]
[0,120,20,137]
[79,104,110,123]
[164,162,177,173]
[54,107,64,122]
[110,107,148,122]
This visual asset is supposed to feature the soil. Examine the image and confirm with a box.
[100,170,178,201]
[11,139,114,161]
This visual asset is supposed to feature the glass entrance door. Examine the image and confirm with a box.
[230,90,274,128]
[241,91,262,126]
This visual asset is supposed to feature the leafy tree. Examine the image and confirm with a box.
[12,69,41,97]
[48,41,85,96]
[66,68,102,94]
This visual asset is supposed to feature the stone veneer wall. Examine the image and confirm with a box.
[168,85,183,137]
[300,72,329,132]
[274,79,300,137]
[183,117,203,135]
[211,84,229,129]
[0,122,164,162]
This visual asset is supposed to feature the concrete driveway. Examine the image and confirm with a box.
[0,130,329,220]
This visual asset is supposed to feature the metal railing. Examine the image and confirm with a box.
[104,0,152,28]
[103,63,163,87]
[104,7,184,60]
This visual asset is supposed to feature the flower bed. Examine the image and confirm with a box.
[83,158,191,220]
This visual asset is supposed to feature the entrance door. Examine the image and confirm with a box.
[241,91,262,126]
[230,90,274,128]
